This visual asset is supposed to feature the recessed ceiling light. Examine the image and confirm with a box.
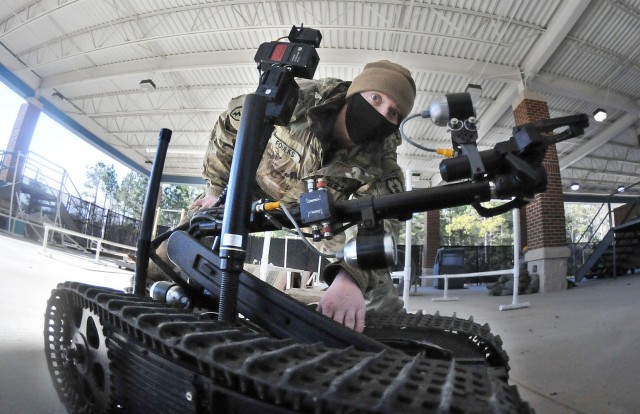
[139,79,156,92]
[593,108,607,122]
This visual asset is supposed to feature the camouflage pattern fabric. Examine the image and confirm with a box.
[202,77,406,308]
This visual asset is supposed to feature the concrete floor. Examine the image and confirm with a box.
[1,231,638,414]
[404,282,640,414]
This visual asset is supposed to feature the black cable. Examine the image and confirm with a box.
[280,203,336,259]
[399,113,438,153]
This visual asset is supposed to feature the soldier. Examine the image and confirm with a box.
[197,60,416,332]
[161,61,416,333]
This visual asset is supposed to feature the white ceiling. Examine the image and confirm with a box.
[1,0,639,200]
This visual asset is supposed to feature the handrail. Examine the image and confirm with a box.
[42,223,136,263]
[401,209,529,311]
[2,149,93,235]
[25,151,84,202]
[2,150,84,203]
[574,180,640,245]
[571,181,640,277]
[418,269,513,298]
[573,202,607,245]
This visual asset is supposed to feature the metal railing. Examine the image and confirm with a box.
[401,209,530,312]
[570,181,640,276]
[42,223,136,263]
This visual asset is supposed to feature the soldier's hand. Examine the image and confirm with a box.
[190,194,219,210]
[318,271,366,332]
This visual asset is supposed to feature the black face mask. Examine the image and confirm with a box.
[345,93,399,144]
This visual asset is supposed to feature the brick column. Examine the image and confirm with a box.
[422,209,440,278]
[0,102,41,183]
[512,91,569,292]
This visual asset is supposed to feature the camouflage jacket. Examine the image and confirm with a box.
[203,78,405,293]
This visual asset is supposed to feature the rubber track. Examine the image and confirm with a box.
[365,309,511,375]
[46,282,534,414]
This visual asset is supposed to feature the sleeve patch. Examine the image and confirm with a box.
[386,177,404,194]
[230,106,242,122]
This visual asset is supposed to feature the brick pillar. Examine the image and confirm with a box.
[512,91,569,292]
[0,102,41,183]
[422,210,440,278]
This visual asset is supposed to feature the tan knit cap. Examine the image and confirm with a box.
[346,60,416,119]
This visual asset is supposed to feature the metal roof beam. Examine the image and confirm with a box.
[37,49,520,90]
[564,166,640,181]
[0,0,80,40]
[582,154,640,169]
[86,108,222,118]
[531,73,640,111]
[68,83,255,100]
[564,193,639,203]
[559,112,640,169]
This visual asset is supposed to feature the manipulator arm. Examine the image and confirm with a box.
[438,114,589,216]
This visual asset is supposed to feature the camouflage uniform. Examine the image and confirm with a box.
[203,78,404,312]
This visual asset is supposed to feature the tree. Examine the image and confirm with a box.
[440,203,512,246]
[111,173,204,224]
[398,212,425,245]
[446,206,481,245]
[157,184,204,227]
[84,162,119,208]
[114,171,148,218]
[565,203,610,243]
[101,166,119,208]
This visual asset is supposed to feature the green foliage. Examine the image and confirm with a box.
[565,203,610,243]
[398,204,512,247]
[435,201,610,248]
[440,203,511,246]
[398,212,425,245]
[84,162,119,207]
[92,164,206,226]
[158,184,203,227]
[113,171,148,219]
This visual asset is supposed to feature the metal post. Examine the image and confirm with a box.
[100,210,108,240]
[259,231,272,281]
[42,224,50,253]
[94,240,102,263]
[8,151,24,233]
[608,201,617,278]
[444,276,449,299]
[499,208,530,311]
[134,128,172,296]
[284,236,291,289]
[432,275,460,301]
[402,169,413,307]
[152,207,161,239]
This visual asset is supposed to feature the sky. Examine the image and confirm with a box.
[0,82,132,193]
